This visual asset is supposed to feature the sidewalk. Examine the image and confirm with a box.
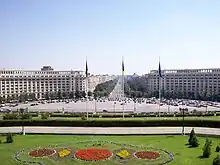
[0,127,220,135]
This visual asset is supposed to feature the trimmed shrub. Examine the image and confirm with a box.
[213,155,220,165]
[216,146,220,152]
[81,115,87,120]
[0,119,220,127]
[188,128,195,145]
[3,113,20,120]
[20,113,32,120]
[203,138,212,158]
[41,113,50,120]
[190,135,199,147]
[6,132,13,143]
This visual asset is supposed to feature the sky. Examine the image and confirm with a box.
[0,0,220,75]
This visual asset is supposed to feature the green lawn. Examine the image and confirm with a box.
[0,135,219,165]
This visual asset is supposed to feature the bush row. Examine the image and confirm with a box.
[0,119,220,128]
[3,113,33,120]
[49,113,220,118]
[2,111,220,120]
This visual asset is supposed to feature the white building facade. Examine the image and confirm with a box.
[0,66,117,99]
[0,66,87,99]
[147,68,220,98]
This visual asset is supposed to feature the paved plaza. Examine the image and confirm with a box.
[2,100,220,113]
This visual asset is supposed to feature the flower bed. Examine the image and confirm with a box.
[58,149,71,158]
[29,148,56,158]
[112,148,135,163]
[134,151,160,160]
[116,149,130,159]
[49,147,76,161]
[75,148,112,161]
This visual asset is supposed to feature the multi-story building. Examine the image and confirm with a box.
[0,66,117,99]
[147,68,220,98]
[0,66,87,99]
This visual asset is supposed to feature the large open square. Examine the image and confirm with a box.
[2,100,220,113]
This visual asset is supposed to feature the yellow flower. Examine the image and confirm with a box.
[58,149,71,158]
[116,150,130,159]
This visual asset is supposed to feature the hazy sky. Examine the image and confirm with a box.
[0,0,220,75]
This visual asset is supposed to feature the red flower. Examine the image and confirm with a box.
[134,151,160,160]
[75,148,112,161]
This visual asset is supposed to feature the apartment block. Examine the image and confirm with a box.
[0,66,87,99]
[147,68,220,97]
[0,66,117,99]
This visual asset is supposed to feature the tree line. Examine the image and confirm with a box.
[0,90,94,104]
[93,79,118,98]
[94,76,220,101]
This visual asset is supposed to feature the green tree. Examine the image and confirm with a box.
[1,96,5,103]
[93,91,98,99]
[41,112,50,119]
[203,138,212,158]
[0,96,3,104]
[69,91,74,99]
[213,155,220,165]
[191,135,199,147]
[50,92,57,100]
[75,90,80,98]
[45,92,50,100]
[6,95,11,103]
[88,91,93,97]
[29,93,36,101]
[188,128,195,145]
[62,92,67,99]
[24,93,29,101]
[94,78,118,97]
[57,90,62,99]
[136,91,143,98]
[11,95,15,101]
[6,132,13,143]
[216,145,220,152]
[19,94,25,102]
[20,113,32,120]
[81,91,86,98]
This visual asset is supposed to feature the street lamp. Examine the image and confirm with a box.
[180,108,186,135]
[114,102,116,114]
[168,99,170,113]
[95,98,97,113]
[133,97,136,113]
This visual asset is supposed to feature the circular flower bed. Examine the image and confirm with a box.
[75,148,112,161]
[113,148,135,160]
[134,151,160,160]
[29,148,56,158]
[58,149,71,158]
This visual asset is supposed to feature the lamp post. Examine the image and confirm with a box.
[181,108,185,135]
[94,97,97,113]
[168,99,170,114]
[114,102,116,114]
[21,110,25,135]
[134,97,136,113]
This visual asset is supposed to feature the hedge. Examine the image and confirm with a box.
[49,113,219,118]
[0,119,220,128]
